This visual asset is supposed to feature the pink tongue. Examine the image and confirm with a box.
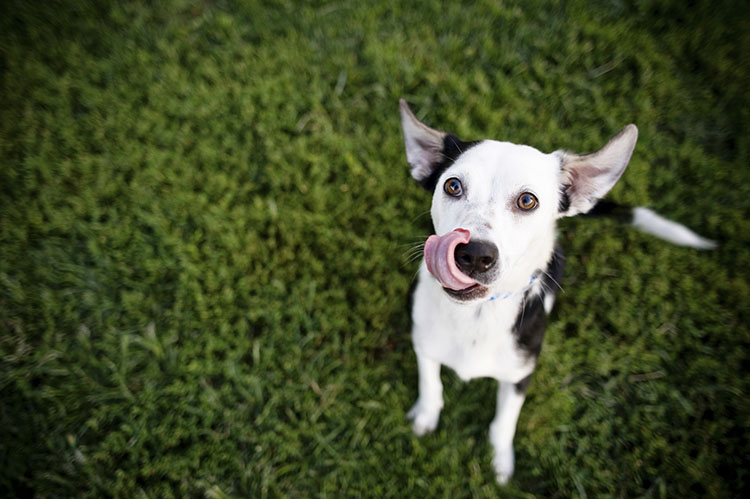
[424,229,478,290]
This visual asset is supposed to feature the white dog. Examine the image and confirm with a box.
[399,99,715,484]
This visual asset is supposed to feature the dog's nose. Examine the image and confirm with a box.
[454,240,498,277]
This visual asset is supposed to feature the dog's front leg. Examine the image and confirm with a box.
[490,379,528,484]
[406,351,443,435]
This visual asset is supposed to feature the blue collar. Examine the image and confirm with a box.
[488,274,538,302]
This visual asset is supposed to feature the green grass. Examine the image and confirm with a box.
[1,0,749,496]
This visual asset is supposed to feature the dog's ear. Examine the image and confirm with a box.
[399,99,448,187]
[558,124,638,217]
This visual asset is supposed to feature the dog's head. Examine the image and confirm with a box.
[399,99,638,303]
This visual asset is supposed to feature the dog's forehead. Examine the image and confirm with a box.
[450,140,560,189]
[455,140,554,173]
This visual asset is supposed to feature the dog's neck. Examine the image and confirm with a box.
[488,273,539,302]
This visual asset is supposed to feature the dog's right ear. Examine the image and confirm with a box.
[399,99,448,188]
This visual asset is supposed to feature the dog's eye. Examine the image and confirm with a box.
[444,178,463,197]
[517,192,538,211]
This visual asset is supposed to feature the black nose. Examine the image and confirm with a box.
[454,240,498,277]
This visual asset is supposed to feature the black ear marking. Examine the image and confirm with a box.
[418,134,479,192]
[399,99,478,192]
[558,189,571,213]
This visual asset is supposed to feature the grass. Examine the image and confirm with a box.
[1,0,749,496]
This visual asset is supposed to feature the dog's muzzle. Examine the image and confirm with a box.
[424,229,499,293]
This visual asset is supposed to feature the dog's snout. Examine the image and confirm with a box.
[454,240,499,277]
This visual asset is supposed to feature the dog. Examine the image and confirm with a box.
[398,99,716,484]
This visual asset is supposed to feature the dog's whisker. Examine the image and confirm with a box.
[541,270,564,293]
[402,247,423,258]
[411,210,432,223]
[397,241,426,251]
[404,251,424,262]
[448,135,464,155]
[401,241,425,254]
[403,253,425,265]
[400,240,427,267]
[399,237,428,246]
[404,255,425,265]
[538,278,554,295]
[410,267,422,284]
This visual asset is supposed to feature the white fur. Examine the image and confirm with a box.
[632,207,717,249]
[408,140,564,484]
[411,261,542,382]
[490,381,527,483]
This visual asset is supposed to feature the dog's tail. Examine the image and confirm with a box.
[583,200,717,249]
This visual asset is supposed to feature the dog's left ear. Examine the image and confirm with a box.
[558,124,638,217]
[399,99,448,188]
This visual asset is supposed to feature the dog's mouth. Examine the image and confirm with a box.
[424,228,498,302]
[443,283,489,301]
[424,229,479,290]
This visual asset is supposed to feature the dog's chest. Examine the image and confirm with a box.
[411,273,535,382]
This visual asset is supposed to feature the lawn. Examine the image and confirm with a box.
[1,0,749,496]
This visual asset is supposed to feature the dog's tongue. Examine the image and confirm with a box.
[424,229,478,290]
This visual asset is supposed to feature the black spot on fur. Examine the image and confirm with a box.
[515,374,532,394]
[418,134,479,192]
[558,189,571,213]
[542,245,566,297]
[512,291,547,359]
[512,245,565,359]
[580,199,633,222]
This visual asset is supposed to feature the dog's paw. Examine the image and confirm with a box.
[492,446,515,485]
[406,401,441,436]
